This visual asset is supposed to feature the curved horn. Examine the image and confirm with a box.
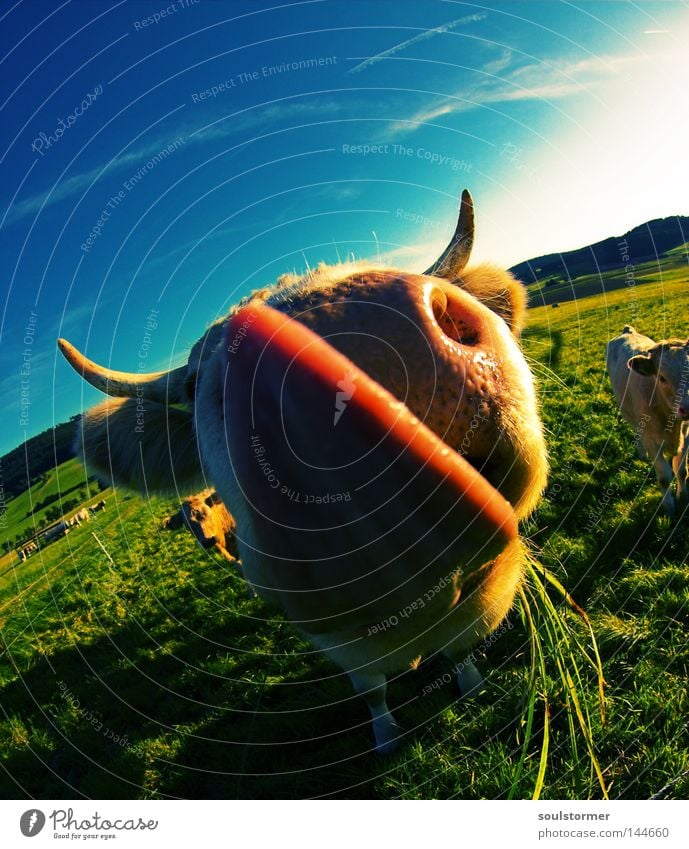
[424,188,475,278]
[57,338,187,404]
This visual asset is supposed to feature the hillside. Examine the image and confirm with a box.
[510,214,689,289]
[0,418,78,502]
[0,457,105,553]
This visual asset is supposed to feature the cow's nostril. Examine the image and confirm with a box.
[430,287,479,347]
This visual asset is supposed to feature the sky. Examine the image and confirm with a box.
[1,0,688,457]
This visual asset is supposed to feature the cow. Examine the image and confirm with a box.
[18,540,38,559]
[89,500,106,515]
[58,188,548,753]
[163,490,238,561]
[607,325,689,517]
[70,508,91,526]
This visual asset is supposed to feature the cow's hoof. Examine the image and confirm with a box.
[372,718,401,755]
[457,661,486,699]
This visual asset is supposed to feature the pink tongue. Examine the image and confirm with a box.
[223,302,517,631]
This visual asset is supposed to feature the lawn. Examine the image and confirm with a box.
[0,272,687,799]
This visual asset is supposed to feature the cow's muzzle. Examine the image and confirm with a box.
[219,302,518,631]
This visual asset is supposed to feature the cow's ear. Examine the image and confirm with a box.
[205,490,223,506]
[628,354,656,376]
[163,511,184,530]
[453,265,527,336]
[77,397,206,495]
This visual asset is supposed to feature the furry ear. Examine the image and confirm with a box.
[453,264,528,335]
[628,354,656,376]
[77,397,206,496]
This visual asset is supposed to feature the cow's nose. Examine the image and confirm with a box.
[425,279,493,349]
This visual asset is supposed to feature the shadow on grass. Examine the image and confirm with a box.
[522,328,564,370]
[0,587,525,799]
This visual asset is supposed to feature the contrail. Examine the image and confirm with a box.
[348,13,487,74]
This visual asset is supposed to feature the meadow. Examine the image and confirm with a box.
[0,267,687,800]
[0,457,104,554]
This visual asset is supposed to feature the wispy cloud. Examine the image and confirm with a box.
[348,12,487,74]
[5,98,348,228]
[386,52,642,136]
[5,130,188,227]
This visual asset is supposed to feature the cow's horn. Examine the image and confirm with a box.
[424,188,475,278]
[57,338,187,403]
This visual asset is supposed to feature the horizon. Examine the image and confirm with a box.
[1,0,688,457]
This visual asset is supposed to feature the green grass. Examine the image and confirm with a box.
[0,269,688,799]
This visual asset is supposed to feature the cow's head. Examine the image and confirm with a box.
[628,339,689,419]
[59,190,547,631]
[164,491,233,551]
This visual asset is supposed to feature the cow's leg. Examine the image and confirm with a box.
[673,433,689,507]
[646,441,676,517]
[443,647,486,698]
[348,670,400,754]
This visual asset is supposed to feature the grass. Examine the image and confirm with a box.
[0,458,101,551]
[0,266,688,799]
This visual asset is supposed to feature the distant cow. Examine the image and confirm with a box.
[607,325,689,517]
[163,490,238,561]
[89,499,107,515]
[552,303,560,309]
[70,508,91,526]
[17,541,37,560]
[67,510,85,527]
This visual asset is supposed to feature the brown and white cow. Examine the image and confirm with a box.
[162,490,238,561]
[69,508,91,527]
[607,325,689,517]
[58,189,548,753]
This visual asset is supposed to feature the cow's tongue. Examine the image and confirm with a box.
[222,302,517,631]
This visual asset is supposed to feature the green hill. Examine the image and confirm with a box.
[510,214,689,287]
[0,458,105,552]
[0,418,78,503]
[525,245,689,308]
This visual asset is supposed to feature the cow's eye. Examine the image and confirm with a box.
[658,375,668,383]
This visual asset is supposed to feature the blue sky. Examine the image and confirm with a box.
[1,0,688,457]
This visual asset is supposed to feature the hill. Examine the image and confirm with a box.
[0,418,79,503]
[0,457,106,553]
[510,214,689,291]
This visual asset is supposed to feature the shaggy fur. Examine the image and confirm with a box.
[63,232,548,752]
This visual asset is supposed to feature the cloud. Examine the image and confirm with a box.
[348,12,487,74]
[5,98,347,228]
[386,52,642,136]
[5,131,189,227]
